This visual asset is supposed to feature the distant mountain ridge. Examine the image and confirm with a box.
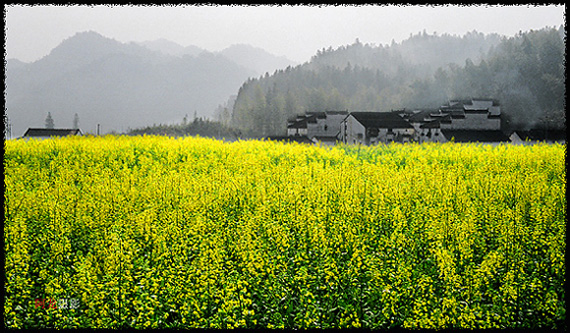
[5,31,297,137]
[136,39,298,77]
[137,38,205,58]
[219,44,298,77]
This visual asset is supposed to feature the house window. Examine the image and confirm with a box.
[367,127,379,137]
[324,125,328,131]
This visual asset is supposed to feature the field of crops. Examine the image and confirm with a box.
[4,135,566,329]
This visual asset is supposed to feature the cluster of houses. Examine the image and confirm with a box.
[15,98,564,144]
[278,98,564,145]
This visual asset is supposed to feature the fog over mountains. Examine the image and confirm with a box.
[5,31,298,137]
[5,26,564,139]
[139,39,295,76]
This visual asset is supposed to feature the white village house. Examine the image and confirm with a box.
[340,111,415,144]
[286,111,349,145]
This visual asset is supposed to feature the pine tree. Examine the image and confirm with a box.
[45,112,55,129]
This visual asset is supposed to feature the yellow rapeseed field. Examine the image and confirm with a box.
[3,135,566,329]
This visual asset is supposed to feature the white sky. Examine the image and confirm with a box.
[4,4,566,63]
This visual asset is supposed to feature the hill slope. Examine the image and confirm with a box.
[230,27,565,137]
[5,31,256,136]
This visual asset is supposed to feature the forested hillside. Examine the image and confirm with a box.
[230,26,565,137]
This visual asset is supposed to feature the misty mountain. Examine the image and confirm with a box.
[137,38,205,58]
[393,30,502,72]
[231,27,565,137]
[138,39,298,77]
[219,44,298,77]
[5,58,27,72]
[5,31,257,137]
[305,31,502,80]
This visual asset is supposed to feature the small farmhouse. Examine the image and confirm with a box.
[22,128,82,140]
[286,115,312,137]
[286,111,348,144]
[340,112,415,144]
[399,109,446,143]
[418,118,446,143]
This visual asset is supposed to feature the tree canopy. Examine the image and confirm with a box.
[230,27,565,137]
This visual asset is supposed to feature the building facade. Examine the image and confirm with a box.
[287,111,348,143]
[340,112,415,145]
[286,98,508,145]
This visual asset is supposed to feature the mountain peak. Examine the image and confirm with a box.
[41,31,125,66]
[219,44,297,76]
[59,30,120,49]
[137,38,206,58]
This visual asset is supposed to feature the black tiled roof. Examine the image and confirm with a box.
[408,109,437,123]
[324,110,349,115]
[440,114,452,124]
[472,98,500,106]
[350,112,413,129]
[447,99,472,107]
[306,112,327,119]
[287,115,315,129]
[23,128,82,137]
[420,119,441,129]
[463,109,488,114]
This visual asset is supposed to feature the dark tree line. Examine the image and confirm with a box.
[231,26,565,137]
[127,117,239,140]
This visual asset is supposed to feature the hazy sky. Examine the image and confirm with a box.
[4,4,565,63]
